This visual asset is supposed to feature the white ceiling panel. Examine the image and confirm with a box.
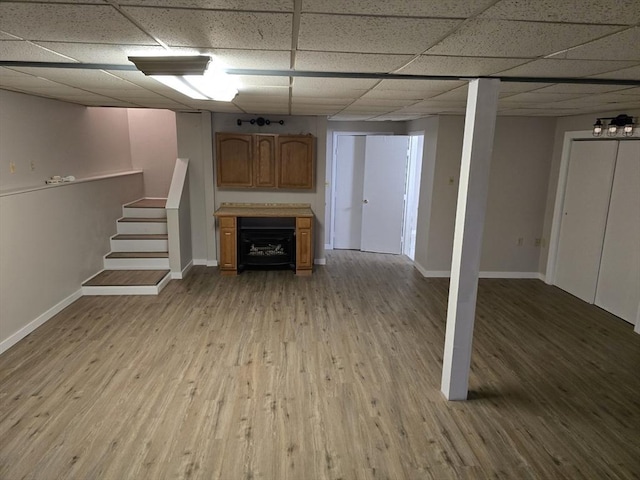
[375,79,464,93]
[293,77,377,92]
[234,75,290,87]
[207,50,291,70]
[498,82,549,93]
[8,67,142,89]
[0,3,156,44]
[329,114,377,121]
[117,0,293,11]
[480,0,640,25]
[590,65,640,80]
[533,84,634,95]
[547,28,640,62]
[398,55,530,76]
[295,51,412,73]
[298,14,460,54]
[0,40,76,62]
[427,19,620,58]
[301,0,496,18]
[33,42,170,64]
[292,96,352,106]
[123,7,292,50]
[373,113,426,121]
[182,101,243,113]
[349,97,417,108]
[291,106,342,115]
[498,59,639,78]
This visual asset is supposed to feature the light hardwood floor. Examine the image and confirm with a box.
[1,251,639,479]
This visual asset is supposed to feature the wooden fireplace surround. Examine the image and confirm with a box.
[214,203,314,276]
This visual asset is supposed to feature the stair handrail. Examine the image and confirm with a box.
[166,158,192,279]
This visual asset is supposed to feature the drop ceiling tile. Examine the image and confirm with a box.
[291,106,342,115]
[375,79,464,93]
[34,42,170,64]
[89,89,174,101]
[590,65,640,80]
[0,40,77,62]
[123,7,292,49]
[498,109,581,116]
[398,56,529,76]
[360,89,429,101]
[8,67,140,90]
[298,14,460,54]
[480,0,640,25]
[8,0,105,3]
[340,105,395,114]
[616,87,640,96]
[239,86,289,97]
[239,105,290,115]
[234,75,289,87]
[533,84,634,95]
[117,0,292,10]
[497,82,549,93]
[427,19,620,58]
[0,31,20,40]
[236,92,289,103]
[373,113,426,121]
[206,50,291,70]
[329,114,377,121]
[350,98,417,108]
[293,77,377,93]
[498,59,639,78]
[292,96,352,105]
[547,28,640,62]
[183,101,243,113]
[0,3,155,44]
[302,0,496,18]
[500,92,586,104]
[295,52,412,73]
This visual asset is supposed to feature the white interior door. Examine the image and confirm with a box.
[334,136,365,249]
[595,141,640,324]
[554,140,618,303]
[361,136,410,254]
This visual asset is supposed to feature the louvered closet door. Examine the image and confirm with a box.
[554,141,618,303]
[595,141,640,324]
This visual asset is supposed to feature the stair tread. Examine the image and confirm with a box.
[118,217,167,223]
[125,198,167,209]
[106,251,169,258]
[83,270,169,287]
[113,233,168,240]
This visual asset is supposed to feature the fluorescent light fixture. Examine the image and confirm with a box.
[128,55,238,102]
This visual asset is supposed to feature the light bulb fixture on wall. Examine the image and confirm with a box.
[593,114,635,137]
[128,55,238,102]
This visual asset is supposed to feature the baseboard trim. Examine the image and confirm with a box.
[206,260,218,267]
[0,288,82,355]
[171,260,194,279]
[412,261,430,277]
[324,243,332,250]
[314,258,326,265]
[419,270,542,279]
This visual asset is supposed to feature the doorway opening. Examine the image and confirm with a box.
[331,133,423,259]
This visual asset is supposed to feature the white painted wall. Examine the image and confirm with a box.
[0,90,133,192]
[128,109,178,198]
[419,116,555,275]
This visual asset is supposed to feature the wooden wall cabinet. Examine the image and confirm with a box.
[278,135,314,189]
[216,133,313,189]
[219,216,237,275]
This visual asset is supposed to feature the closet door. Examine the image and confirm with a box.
[595,141,640,324]
[554,141,618,303]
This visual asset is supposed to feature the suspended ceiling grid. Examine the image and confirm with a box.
[0,0,639,120]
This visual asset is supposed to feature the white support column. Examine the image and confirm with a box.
[441,78,500,401]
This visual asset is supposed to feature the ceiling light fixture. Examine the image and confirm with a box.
[128,55,238,102]
[593,114,635,137]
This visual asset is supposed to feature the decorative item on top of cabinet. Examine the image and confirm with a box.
[216,133,314,189]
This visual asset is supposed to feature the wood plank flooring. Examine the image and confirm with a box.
[1,251,639,479]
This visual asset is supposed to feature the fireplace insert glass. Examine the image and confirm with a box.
[238,217,296,272]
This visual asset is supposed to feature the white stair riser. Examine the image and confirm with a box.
[110,238,168,252]
[117,222,168,235]
[103,258,170,270]
[122,207,166,219]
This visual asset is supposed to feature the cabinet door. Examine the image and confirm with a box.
[216,133,253,187]
[278,136,314,189]
[254,134,276,187]
[219,217,237,272]
[296,217,313,273]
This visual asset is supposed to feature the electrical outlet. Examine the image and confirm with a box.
[30,161,36,171]
[516,237,524,246]
[9,161,16,174]
[534,238,542,247]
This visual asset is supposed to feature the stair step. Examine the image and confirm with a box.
[118,217,167,223]
[112,234,168,240]
[82,270,171,296]
[106,251,169,259]
[125,198,167,209]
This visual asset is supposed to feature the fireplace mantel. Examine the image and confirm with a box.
[213,203,314,276]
